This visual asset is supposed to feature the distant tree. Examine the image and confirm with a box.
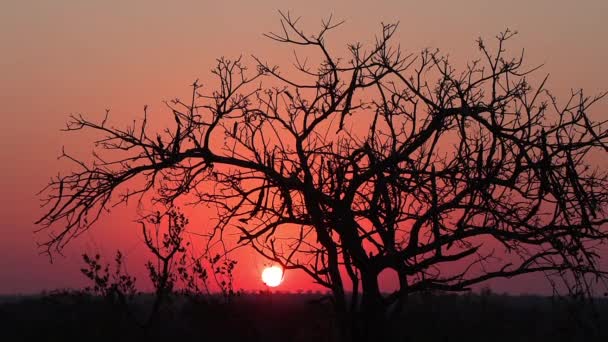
[37,12,608,341]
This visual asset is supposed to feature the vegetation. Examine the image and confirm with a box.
[78,209,240,334]
[36,12,608,341]
[1,291,607,342]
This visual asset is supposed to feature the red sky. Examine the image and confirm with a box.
[1,0,607,295]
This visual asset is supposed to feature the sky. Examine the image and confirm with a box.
[1,0,607,295]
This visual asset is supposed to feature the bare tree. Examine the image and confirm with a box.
[140,209,186,326]
[37,12,608,341]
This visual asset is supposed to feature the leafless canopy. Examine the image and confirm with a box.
[38,12,608,321]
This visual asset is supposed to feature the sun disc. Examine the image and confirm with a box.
[261,265,283,287]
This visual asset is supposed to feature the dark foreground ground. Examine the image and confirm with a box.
[0,291,606,342]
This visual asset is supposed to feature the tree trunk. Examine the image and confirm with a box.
[353,270,386,342]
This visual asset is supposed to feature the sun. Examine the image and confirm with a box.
[261,265,283,287]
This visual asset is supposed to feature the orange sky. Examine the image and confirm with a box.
[1,0,607,294]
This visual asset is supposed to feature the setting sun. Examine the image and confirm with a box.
[261,266,283,287]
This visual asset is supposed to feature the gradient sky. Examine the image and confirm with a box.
[1,0,607,294]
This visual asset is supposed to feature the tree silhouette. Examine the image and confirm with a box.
[37,12,608,341]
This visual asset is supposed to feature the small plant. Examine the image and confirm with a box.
[80,250,138,325]
[177,252,211,299]
[140,209,188,324]
[81,251,137,305]
[209,253,239,302]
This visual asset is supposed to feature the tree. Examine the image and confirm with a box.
[37,12,608,341]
